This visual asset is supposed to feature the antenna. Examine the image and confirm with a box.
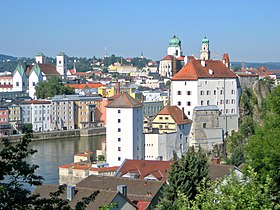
[104,46,107,58]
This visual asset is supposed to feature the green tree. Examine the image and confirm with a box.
[35,76,75,99]
[0,133,101,209]
[158,148,208,209]
[22,123,33,134]
[181,168,279,209]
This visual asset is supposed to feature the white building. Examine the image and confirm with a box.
[28,63,43,99]
[56,52,67,78]
[106,92,144,166]
[171,56,240,134]
[20,100,52,132]
[12,63,27,92]
[200,36,211,60]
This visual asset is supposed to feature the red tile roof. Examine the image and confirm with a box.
[115,159,172,182]
[106,92,143,108]
[157,106,192,125]
[26,64,59,76]
[162,55,174,60]
[65,83,105,89]
[172,59,237,81]
[222,53,230,63]
[21,100,51,104]
[137,201,151,210]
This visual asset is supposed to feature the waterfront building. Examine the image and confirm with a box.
[106,92,144,166]
[20,100,52,132]
[51,94,103,130]
[8,103,23,130]
[171,55,240,134]
[0,106,12,135]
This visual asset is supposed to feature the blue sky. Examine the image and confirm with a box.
[0,0,279,62]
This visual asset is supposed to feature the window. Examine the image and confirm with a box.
[201,100,203,105]
[16,82,19,86]
[203,123,206,128]
[118,119,121,123]
[32,82,35,86]
[231,90,235,94]
[165,117,168,120]
[226,109,229,113]
[205,81,208,84]
[226,100,229,104]
[59,60,61,64]
[177,101,181,106]
[214,90,216,95]
[180,134,182,139]
[232,99,235,104]
[137,146,139,150]
[220,100,223,104]
[187,101,191,106]
[165,125,168,129]
[231,109,235,113]
[159,117,163,120]
[118,110,121,113]
[220,90,223,95]
[159,125,163,129]
[207,100,210,105]
[187,91,191,95]
[118,157,121,161]
[177,91,181,95]
[206,90,210,95]
[118,138,121,142]
[118,128,121,132]
[188,111,190,115]
[118,147,121,151]
[200,91,204,95]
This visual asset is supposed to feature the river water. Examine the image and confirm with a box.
[1,135,105,187]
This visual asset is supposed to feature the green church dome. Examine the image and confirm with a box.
[169,35,181,47]
[202,36,209,44]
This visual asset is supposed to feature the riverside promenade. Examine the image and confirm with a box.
[0,127,106,143]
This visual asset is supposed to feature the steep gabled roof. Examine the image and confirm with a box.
[106,92,143,108]
[29,63,41,77]
[14,63,26,77]
[172,59,237,81]
[162,55,174,61]
[115,159,172,182]
[157,106,192,124]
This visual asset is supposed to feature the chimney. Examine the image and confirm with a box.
[115,82,121,96]
[67,185,75,201]
[201,60,206,67]
[117,185,127,197]
[211,157,221,165]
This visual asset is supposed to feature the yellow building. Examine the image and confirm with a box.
[8,104,23,130]
[98,85,143,101]
[152,106,191,133]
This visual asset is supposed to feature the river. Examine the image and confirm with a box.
[1,135,105,187]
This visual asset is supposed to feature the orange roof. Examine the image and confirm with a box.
[75,151,94,157]
[172,59,237,81]
[115,159,172,182]
[157,106,192,125]
[90,166,119,172]
[222,53,230,63]
[65,83,105,89]
[106,92,143,108]
[137,201,151,210]
[22,100,51,104]
[26,64,59,76]
[162,55,174,60]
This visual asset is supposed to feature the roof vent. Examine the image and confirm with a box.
[201,60,206,67]
[209,69,214,75]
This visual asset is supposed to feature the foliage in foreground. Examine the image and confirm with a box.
[0,133,104,209]
[158,148,208,210]
[177,168,279,210]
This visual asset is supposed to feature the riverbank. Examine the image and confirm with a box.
[0,127,106,143]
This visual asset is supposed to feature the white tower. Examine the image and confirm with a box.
[13,63,27,92]
[200,36,211,60]
[167,35,182,58]
[56,52,67,78]
[35,53,45,64]
[106,92,144,166]
[28,63,43,99]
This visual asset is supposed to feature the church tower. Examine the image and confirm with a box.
[13,63,27,92]
[200,36,211,60]
[56,52,67,79]
[167,35,182,58]
[35,53,45,64]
